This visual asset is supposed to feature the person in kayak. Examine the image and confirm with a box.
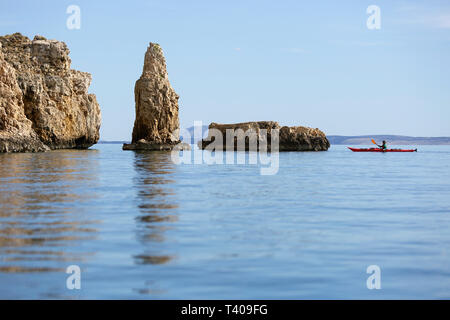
[378,140,387,150]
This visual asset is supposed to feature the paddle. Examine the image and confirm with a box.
[371,139,378,146]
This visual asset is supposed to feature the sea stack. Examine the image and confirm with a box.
[199,121,330,151]
[0,33,101,152]
[123,43,187,151]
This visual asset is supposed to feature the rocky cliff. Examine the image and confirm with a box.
[199,121,330,151]
[0,33,101,152]
[123,43,186,151]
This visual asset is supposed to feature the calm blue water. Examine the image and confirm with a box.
[0,144,449,299]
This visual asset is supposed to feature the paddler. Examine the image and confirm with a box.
[378,140,387,150]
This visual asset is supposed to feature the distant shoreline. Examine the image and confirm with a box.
[97,141,129,144]
[98,134,450,146]
[327,135,450,145]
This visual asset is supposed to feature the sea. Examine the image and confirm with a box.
[0,144,449,299]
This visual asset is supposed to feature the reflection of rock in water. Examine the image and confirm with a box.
[132,152,178,267]
[0,150,99,273]
[134,254,172,265]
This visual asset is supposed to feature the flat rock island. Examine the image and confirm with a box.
[199,121,330,151]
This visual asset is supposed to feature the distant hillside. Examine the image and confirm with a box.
[328,135,450,145]
[98,134,450,146]
[180,125,209,144]
[97,141,129,144]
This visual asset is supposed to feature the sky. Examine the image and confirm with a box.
[1,0,449,139]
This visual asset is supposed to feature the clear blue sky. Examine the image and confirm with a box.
[1,0,449,139]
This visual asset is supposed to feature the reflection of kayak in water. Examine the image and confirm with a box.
[348,147,417,152]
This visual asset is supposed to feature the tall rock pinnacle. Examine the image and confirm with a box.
[124,43,184,150]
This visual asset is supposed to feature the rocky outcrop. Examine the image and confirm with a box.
[198,121,278,151]
[0,42,48,152]
[199,121,330,151]
[0,33,101,152]
[123,43,188,151]
[278,125,330,151]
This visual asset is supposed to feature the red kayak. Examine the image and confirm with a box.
[348,147,417,152]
